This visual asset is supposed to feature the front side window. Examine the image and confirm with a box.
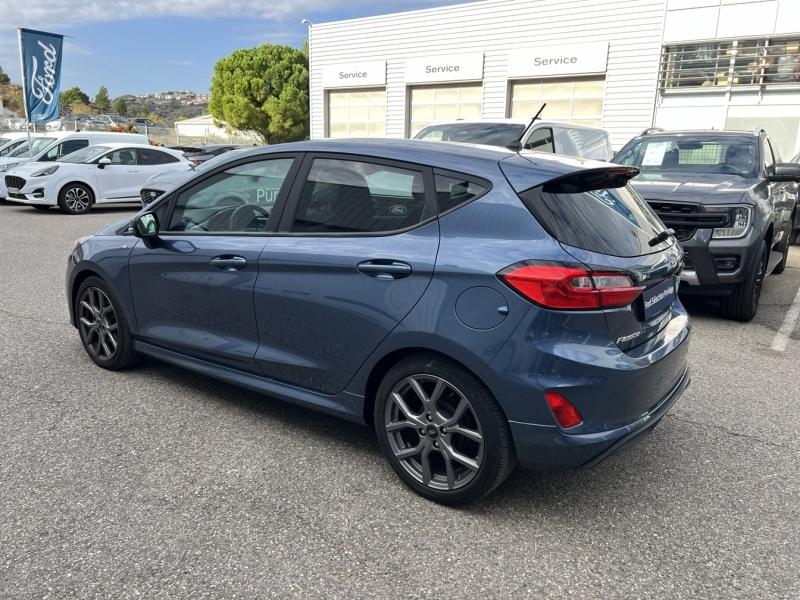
[524,128,555,152]
[290,159,428,234]
[104,148,138,165]
[169,158,294,233]
[615,135,758,178]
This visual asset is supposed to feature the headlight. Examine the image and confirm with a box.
[711,206,751,239]
[0,163,19,173]
[32,165,59,177]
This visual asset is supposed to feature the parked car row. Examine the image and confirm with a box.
[46,114,170,132]
[3,120,798,505]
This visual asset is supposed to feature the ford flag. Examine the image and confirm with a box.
[18,28,64,123]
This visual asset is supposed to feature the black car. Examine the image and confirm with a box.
[183,144,244,166]
[615,129,800,321]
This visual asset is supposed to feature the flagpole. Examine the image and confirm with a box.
[17,28,31,146]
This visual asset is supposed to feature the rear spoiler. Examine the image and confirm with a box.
[499,153,639,193]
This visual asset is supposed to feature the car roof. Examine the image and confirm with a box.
[92,142,180,151]
[641,130,758,137]
[225,138,610,182]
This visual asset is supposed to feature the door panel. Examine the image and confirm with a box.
[94,148,142,201]
[253,223,439,394]
[129,236,269,373]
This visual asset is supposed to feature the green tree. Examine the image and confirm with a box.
[114,97,128,116]
[0,66,10,86]
[209,43,308,144]
[60,86,90,112]
[94,85,110,112]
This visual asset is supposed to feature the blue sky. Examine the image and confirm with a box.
[1,1,457,98]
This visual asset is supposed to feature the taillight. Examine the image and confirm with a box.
[545,391,583,429]
[499,262,644,310]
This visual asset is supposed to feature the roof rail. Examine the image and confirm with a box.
[640,127,665,136]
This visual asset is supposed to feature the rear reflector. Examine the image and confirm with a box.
[499,263,644,310]
[545,391,583,429]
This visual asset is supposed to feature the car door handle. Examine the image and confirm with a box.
[210,255,247,271]
[357,260,412,280]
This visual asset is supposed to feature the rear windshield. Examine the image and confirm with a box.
[414,123,526,147]
[614,135,758,178]
[519,182,670,257]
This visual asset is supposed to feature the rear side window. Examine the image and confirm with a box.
[140,148,180,165]
[524,128,554,152]
[519,177,669,257]
[291,158,429,234]
[43,139,89,161]
[434,174,488,214]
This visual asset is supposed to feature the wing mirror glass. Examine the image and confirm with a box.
[133,212,159,238]
[770,162,800,183]
[97,157,112,169]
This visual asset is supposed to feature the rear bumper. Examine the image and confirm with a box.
[510,368,689,470]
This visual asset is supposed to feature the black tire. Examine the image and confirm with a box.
[374,354,515,505]
[790,228,799,246]
[721,241,767,322]
[58,183,94,214]
[31,205,50,211]
[772,232,791,275]
[75,276,138,370]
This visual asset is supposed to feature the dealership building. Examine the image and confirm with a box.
[308,0,800,157]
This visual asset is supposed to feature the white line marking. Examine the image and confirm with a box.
[771,282,800,352]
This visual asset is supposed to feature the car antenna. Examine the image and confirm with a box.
[510,103,546,152]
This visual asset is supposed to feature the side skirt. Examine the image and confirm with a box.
[133,340,366,424]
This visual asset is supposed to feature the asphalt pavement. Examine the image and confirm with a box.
[1,203,798,599]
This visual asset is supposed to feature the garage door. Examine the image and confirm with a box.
[408,84,483,137]
[327,88,386,138]
[509,77,605,127]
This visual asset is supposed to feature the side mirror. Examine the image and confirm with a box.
[770,163,800,183]
[97,157,112,169]
[133,212,159,239]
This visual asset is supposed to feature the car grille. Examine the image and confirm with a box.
[646,200,729,242]
[5,175,26,191]
[140,188,164,206]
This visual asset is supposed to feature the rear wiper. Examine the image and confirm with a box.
[648,228,675,247]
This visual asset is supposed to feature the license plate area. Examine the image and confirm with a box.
[642,277,676,321]
[7,187,19,194]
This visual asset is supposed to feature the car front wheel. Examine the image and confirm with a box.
[58,183,94,214]
[375,354,515,505]
[75,276,138,370]
[721,241,767,322]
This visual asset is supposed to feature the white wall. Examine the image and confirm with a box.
[309,0,669,148]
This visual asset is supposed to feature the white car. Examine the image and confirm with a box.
[4,143,191,214]
[0,133,40,159]
[0,131,148,199]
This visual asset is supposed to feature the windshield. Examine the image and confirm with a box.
[8,137,57,158]
[414,123,526,147]
[58,145,111,163]
[615,135,758,178]
[0,139,26,157]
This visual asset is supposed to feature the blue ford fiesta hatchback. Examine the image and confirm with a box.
[67,139,690,504]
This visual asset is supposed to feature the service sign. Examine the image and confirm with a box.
[507,42,609,78]
[323,61,386,88]
[405,53,484,84]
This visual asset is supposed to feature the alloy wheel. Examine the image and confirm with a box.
[78,287,119,361]
[384,375,484,491]
[64,187,91,213]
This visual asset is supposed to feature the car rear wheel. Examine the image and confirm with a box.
[375,354,515,505]
[58,183,94,214]
[721,241,767,322]
[75,276,138,370]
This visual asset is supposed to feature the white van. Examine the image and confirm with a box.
[0,131,148,199]
[413,118,613,161]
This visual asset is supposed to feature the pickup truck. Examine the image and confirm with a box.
[614,129,799,321]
